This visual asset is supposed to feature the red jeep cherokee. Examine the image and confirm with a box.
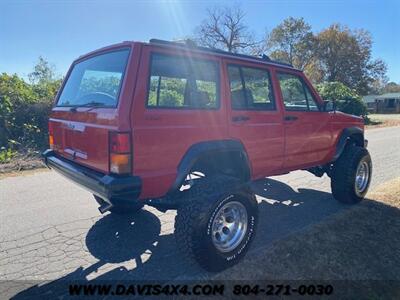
[43,39,372,271]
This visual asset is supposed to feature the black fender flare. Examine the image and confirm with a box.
[332,127,365,162]
[169,139,251,192]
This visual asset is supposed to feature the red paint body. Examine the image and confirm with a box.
[49,41,364,200]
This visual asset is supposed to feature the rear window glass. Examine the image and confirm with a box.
[147,53,219,109]
[57,49,130,107]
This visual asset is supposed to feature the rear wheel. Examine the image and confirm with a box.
[174,175,258,272]
[93,195,144,215]
[331,144,372,204]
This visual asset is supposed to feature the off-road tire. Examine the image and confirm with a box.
[93,195,144,215]
[174,175,258,272]
[331,144,372,204]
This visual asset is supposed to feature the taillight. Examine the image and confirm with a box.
[110,132,130,153]
[109,132,131,174]
[48,121,54,149]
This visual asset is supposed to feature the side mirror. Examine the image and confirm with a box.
[323,100,336,112]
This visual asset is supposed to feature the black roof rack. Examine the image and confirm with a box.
[148,39,294,68]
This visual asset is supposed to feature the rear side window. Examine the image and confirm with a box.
[228,65,275,110]
[277,73,320,111]
[57,49,130,107]
[147,53,219,109]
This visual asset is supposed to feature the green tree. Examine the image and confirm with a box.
[316,81,367,116]
[0,73,36,147]
[315,24,387,95]
[382,82,400,93]
[266,17,316,70]
[28,56,56,84]
[29,56,62,103]
[0,57,62,152]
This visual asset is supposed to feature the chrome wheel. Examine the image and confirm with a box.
[355,160,370,196]
[211,201,248,253]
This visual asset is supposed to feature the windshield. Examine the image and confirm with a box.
[57,49,130,107]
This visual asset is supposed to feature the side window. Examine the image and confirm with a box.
[147,53,219,109]
[304,85,320,111]
[228,65,275,110]
[277,73,320,111]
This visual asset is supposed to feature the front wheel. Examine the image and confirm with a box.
[174,176,258,272]
[331,144,372,204]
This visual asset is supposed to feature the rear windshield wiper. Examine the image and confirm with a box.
[69,101,106,112]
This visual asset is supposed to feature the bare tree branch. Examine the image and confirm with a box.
[194,6,259,53]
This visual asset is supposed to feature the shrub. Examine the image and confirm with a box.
[335,98,367,117]
[316,81,367,117]
[0,147,17,163]
[0,68,61,156]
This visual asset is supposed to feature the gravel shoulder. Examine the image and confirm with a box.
[0,155,45,175]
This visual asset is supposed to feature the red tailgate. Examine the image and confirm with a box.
[50,109,117,173]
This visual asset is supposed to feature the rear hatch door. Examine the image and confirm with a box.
[50,48,131,173]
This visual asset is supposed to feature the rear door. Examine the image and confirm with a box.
[50,48,131,173]
[276,71,333,169]
[224,60,285,178]
[131,46,227,197]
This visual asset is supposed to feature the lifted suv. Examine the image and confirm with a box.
[43,39,372,271]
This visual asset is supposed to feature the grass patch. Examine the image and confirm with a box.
[213,178,400,298]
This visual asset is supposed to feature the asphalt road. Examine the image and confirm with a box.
[0,126,399,298]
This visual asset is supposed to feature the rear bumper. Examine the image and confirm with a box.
[42,149,142,204]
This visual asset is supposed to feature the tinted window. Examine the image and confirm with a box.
[228,65,275,110]
[57,49,130,107]
[147,54,219,109]
[277,73,320,111]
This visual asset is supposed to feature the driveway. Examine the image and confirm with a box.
[0,126,399,298]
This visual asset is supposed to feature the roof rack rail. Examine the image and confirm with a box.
[148,38,294,68]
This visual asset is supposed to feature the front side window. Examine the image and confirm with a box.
[57,49,130,107]
[147,53,219,109]
[304,84,320,111]
[277,73,320,111]
[228,65,275,110]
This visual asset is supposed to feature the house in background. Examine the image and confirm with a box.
[362,95,379,113]
[362,93,400,113]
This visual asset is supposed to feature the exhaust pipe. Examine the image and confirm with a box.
[98,202,113,214]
